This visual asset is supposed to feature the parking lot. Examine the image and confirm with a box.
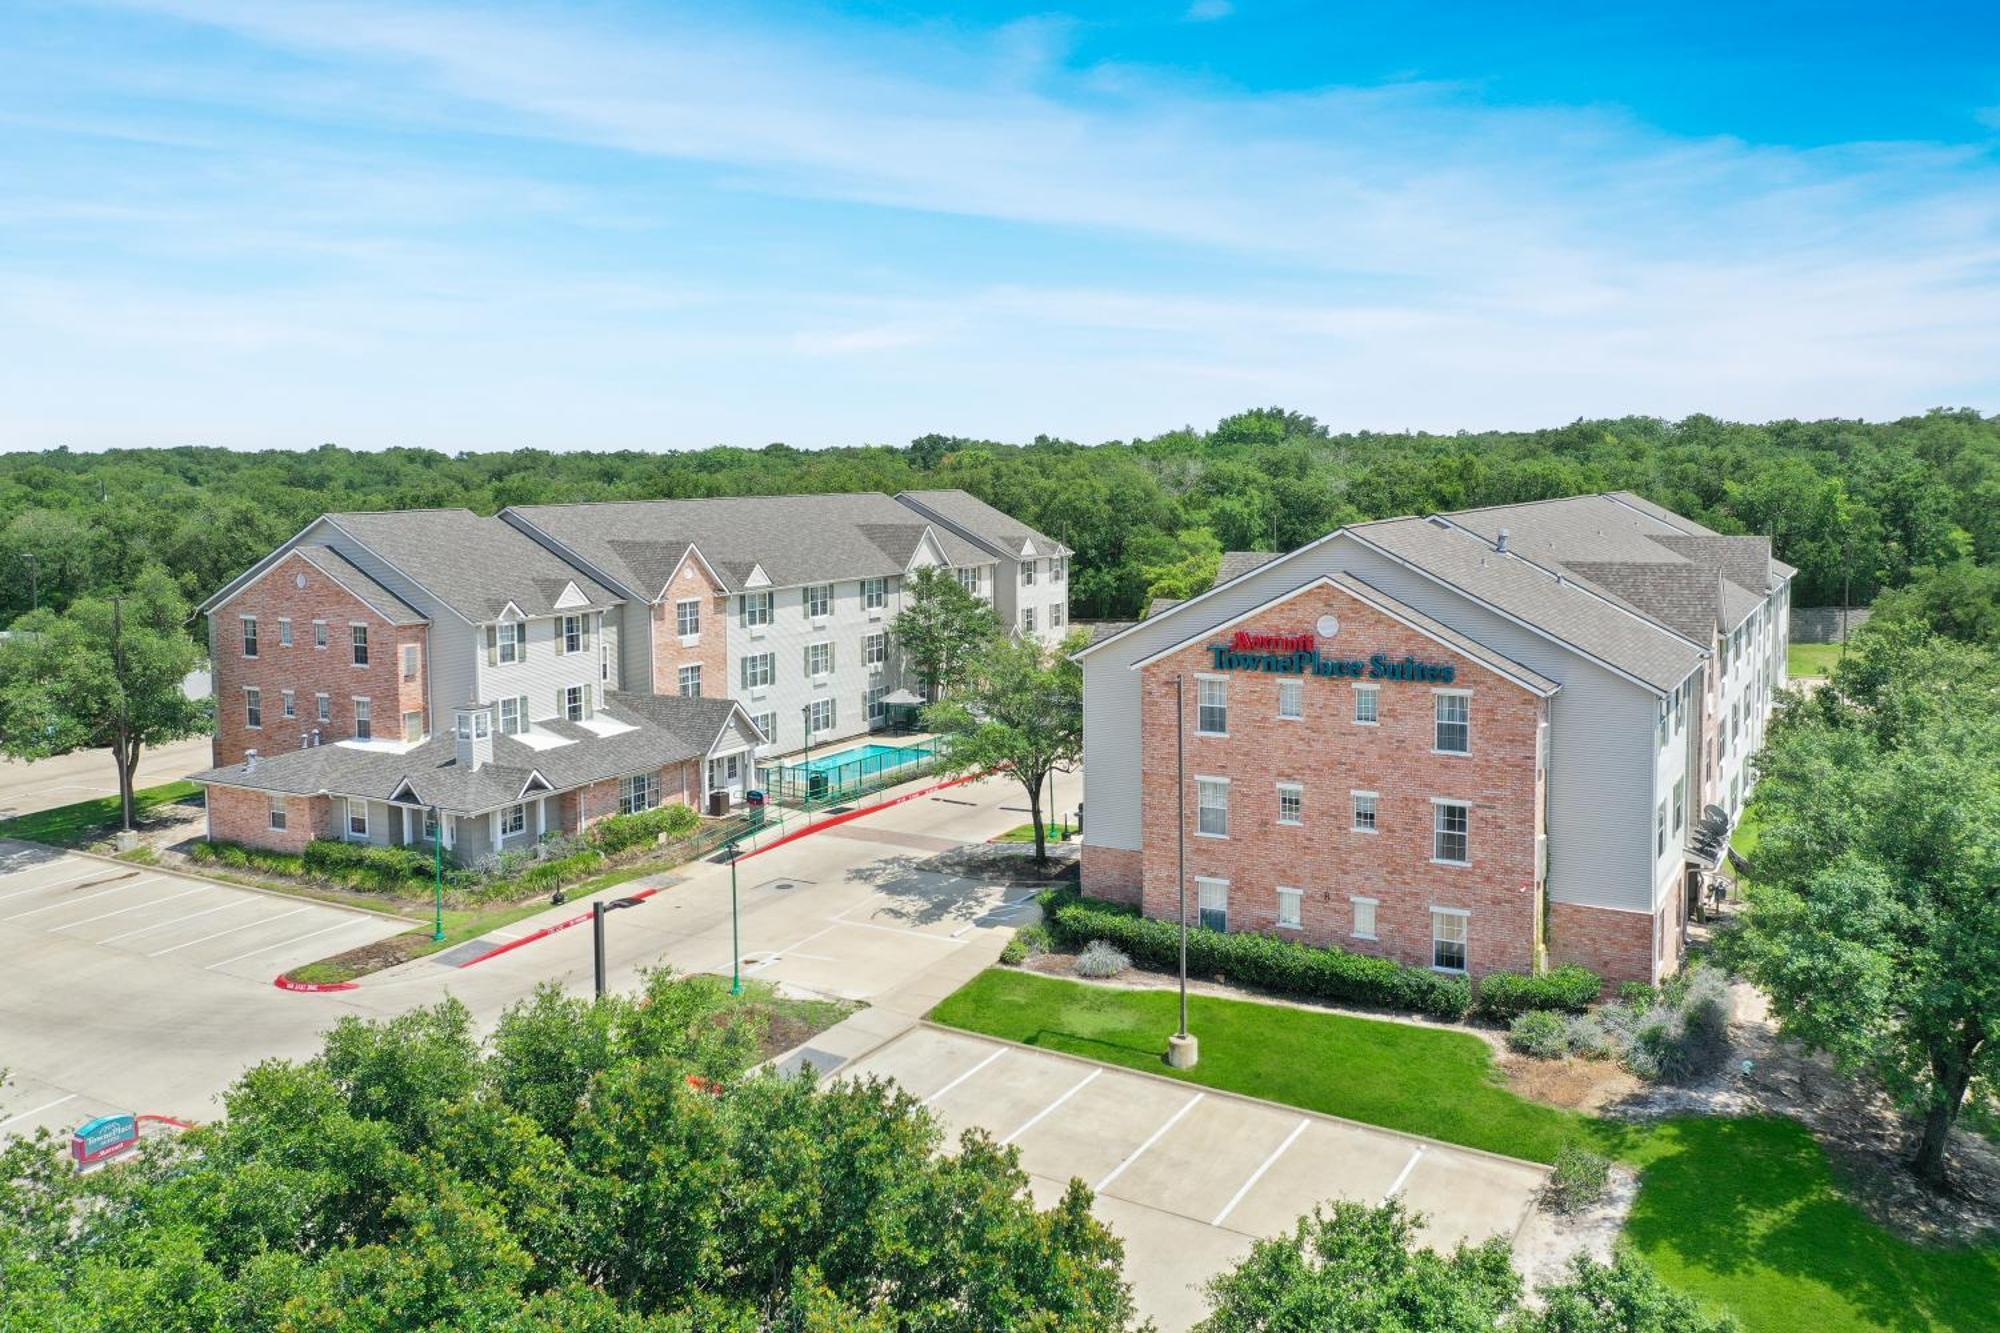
[840,1025,1548,1330]
[0,841,406,1139]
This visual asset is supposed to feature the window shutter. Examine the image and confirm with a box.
[803,645,812,675]
[487,626,498,665]
[827,641,837,672]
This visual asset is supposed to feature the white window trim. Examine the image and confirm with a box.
[267,795,287,831]
[242,686,262,729]
[1350,895,1379,940]
[1430,905,1470,974]
[1274,885,1304,930]
[1193,775,1230,839]
[1352,682,1380,725]
[1276,678,1304,720]
[1194,875,1229,931]
[346,799,369,841]
[1431,687,1473,757]
[1429,797,1471,867]
[1194,672,1229,737]
[1275,781,1304,827]
[1350,789,1379,833]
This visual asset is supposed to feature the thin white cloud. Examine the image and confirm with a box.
[1185,0,1235,21]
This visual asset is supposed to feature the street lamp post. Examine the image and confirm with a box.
[430,806,445,942]
[729,844,743,995]
[1168,675,1198,1069]
[591,896,645,998]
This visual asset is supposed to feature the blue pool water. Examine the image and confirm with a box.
[794,742,920,774]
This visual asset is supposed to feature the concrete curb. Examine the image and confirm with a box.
[914,1016,1552,1176]
[0,838,417,924]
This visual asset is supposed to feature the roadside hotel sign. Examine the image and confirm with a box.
[1207,624,1457,683]
[71,1113,139,1166]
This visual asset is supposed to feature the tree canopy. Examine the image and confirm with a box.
[890,565,1002,700]
[2,408,1994,633]
[0,973,1137,1331]
[1732,629,1999,1186]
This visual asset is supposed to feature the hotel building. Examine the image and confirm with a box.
[1076,492,1790,986]
[192,490,1067,863]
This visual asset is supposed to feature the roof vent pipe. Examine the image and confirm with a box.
[244,749,258,773]
[1496,527,1510,553]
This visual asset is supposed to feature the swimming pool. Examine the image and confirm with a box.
[793,742,922,775]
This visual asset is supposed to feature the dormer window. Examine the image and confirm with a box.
[492,621,526,664]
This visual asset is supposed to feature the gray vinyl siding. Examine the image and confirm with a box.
[335,797,396,848]
[620,603,652,693]
[473,611,607,723]
[728,572,923,755]
[1080,531,1667,916]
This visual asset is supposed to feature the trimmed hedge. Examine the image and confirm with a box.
[589,802,701,855]
[1473,965,1603,1020]
[303,838,433,883]
[1042,891,1472,1021]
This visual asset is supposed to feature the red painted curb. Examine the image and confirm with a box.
[733,771,986,864]
[274,975,359,993]
[454,882,669,969]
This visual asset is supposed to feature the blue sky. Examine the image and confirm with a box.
[2,1,1997,452]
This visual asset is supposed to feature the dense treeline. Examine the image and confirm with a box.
[3,408,1994,630]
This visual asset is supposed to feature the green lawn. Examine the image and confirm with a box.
[993,821,1071,844]
[0,779,202,847]
[933,968,1999,1333]
[1787,641,1847,678]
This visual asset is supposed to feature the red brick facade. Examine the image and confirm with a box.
[206,783,334,852]
[212,551,430,766]
[1129,581,1548,981]
[1080,844,1144,906]
[1549,901,1654,986]
[650,555,728,699]
[555,760,703,835]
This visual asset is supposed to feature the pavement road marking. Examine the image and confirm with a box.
[922,1048,1005,1106]
[1096,1092,1206,1193]
[98,898,250,945]
[1212,1117,1311,1228]
[0,865,110,903]
[205,917,370,971]
[50,885,209,931]
[2,878,151,921]
[148,905,313,957]
[824,916,964,944]
[1384,1146,1425,1200]
[0,1095,77,1132]
[1002,1068,1101,1145]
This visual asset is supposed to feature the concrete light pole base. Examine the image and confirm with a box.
[1166,1033,1200,1069]
[114,830,140,853]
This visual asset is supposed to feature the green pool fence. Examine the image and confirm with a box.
[756,739,943,808]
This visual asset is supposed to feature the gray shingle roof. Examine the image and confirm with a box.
[1346,517,1706,691]
[1331,572,1560,696]
[506,493,965,596]
[895,490,1068,561]
[1214,550,1280,588]
[291,545,427,625]
[325,510,622,623]
[193,692,743,816]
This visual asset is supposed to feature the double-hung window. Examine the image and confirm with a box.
[501,804,527,837]
[676,599,700,638]
[862,577,888,611]
[1022,606,1036,634]
[866,684,888,722]
[353,697,372,741]
[350,624,369,666]
[244,687,262,729]
[1050,603,1066,628]
[563,685,588,722]
[1196,877,1228,932]
[401,644,420,681]
[1431,909,1469,973]
[806,584,832,619]
[807,697,835,735]
[403,710,423,744]
[1351,896,1378,940]
[1277,678,1303,719]
[560,616,584,655]
[751,711,777,744]
[1053,556,1066,583]
[619,772,659,815]
[280,689,296,720]
[1275,886,1303,930]
[677,664,702,697]
[1276,782,1303,826]
[1432,800,1470,864]
[316,693,331,724]
[1353,684,1379,725]
[741,652,775,690]
[268,796,287,832]
[805,641,833,678]
[1672,777,1685,834]
[1434,691,1470,754]
[1657,800,1669,856]
[498,696,524,735]
[956,566,982,596]
[1352,791,1378,832]
[1196,677,1228,735]
[1195,777,1229,837]
[494,621,527,664]
[1021,560,1037,587]
[278,618,293,648]
[312,620,328,650]
[347,800,368,839]
[241,617,258,658]
[863,631,887,667]
[740,591,774,628]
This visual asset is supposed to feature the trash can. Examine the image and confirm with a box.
[745,789,767,827]
[807,771,829,801]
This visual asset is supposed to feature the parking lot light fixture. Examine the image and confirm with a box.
[431,806,445,942]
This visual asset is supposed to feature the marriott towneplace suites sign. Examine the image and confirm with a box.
[1206,617,1458,683]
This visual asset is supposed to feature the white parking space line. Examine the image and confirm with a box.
[923,1048,1005,1106]
[826,916,964,944]
[1002,1068,1101,1145]
[98,898,250,945]
[0,1095,76,1132]
[205,917,371,971]
[1096,1092,1205,1193]
[2,877,152,921]
[1384,1146,1425,1200]
[50,885,209,931]
[148,905,312,957]
[0,865,108,903]
[1212,1117,1310,1227]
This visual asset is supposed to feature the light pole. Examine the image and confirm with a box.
[592,896,645,998]
[1168,674,1198,1069]
[430,806,445,942]
[728,842,743,995]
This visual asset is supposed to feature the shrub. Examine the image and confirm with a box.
[1000,923,1051,965]
[1474,965,1602,1020]
[1598,963,1734,1083]
[999,937,1029,966]
[1506,1009,1570,1059]
[1563,1013,1616,1061]
[1543,1142,1611,1214]
[590,802,701,856]
[1040,891,1472,1020]
[1616,980,1658,1012]
[302,838,432,890]
[1074,940,1130,979]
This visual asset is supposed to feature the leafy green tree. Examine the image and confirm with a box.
[1132,527,1222,606]
[1864,561,2000,647]
[1733,631,1999,1187]
[0,565,209,829]
[926,630,1086,869]
[891,564,1001,700]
